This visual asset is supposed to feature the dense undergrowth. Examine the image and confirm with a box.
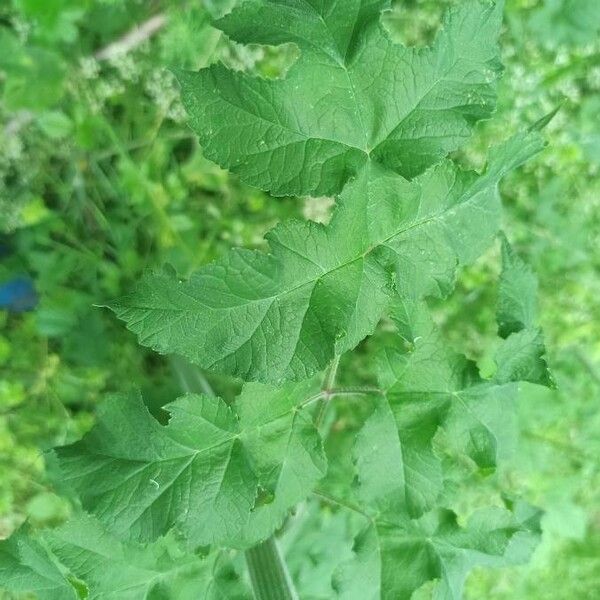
[0,0,599,598]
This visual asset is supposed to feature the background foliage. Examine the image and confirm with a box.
[0,0,598,598]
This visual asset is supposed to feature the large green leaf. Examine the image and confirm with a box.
[0,530,79,600]
[0,516,250,600]
[342,242,553,598]
[355,300,523,521]
[334,503,542,600]
[109,133,544,384]
[53,381,326,549]
[178,0,505,196]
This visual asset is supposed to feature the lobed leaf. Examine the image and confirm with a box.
[109,133,544,384]
[345,241,553,598]
[355,300,520,521]
[53,381,326,549]
[334,503,542,600]
[178,0,505,196]
[0,515,250,600]
[494,235,554,387]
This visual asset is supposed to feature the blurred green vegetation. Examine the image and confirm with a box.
[0,0,598,598]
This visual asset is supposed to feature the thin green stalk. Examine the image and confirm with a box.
[312,489,372,522]
[170,354,215,397]
[316,355,341,427]
[246,537,299,600]
[322,354,341,392]
[329,386,384,397]
[298,386,383,410]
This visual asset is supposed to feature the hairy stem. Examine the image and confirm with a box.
[246,536,299,600]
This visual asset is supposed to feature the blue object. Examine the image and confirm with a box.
[0,277,38,312]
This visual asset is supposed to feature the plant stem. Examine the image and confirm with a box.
[312,488,372,521]
[329,386,384,397]
[170,354,215,396]
[298,386,383,410]
[246,536,299,600]
[244,357,347,598]
[316,354,341,426]
[322,354,341,392]
[94,14,168,60]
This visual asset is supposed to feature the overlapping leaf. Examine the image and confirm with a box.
[334,503,542,600]
[529,0,600,48]
[109,132,544,384]
[0,529,79,600]
[0,516,250,600]
[345,240,552,598]
[494,235,554,387]
[178,0,505,196]
[355,299,522,522]
[53,380,326,549]
[355,239,553,518]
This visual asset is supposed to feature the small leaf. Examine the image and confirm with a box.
[495,236,554,387]
[497,234,538,338]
